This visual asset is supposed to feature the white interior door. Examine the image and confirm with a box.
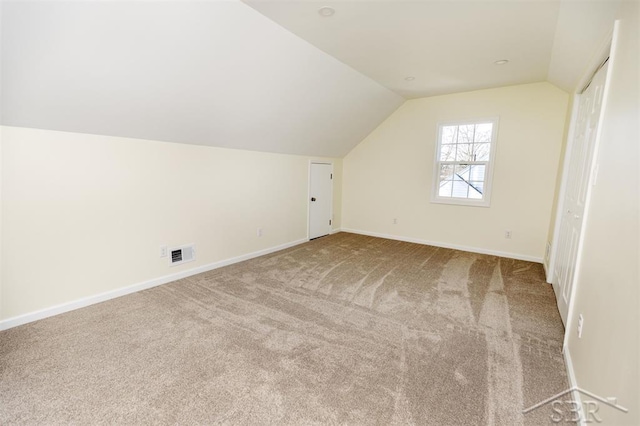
[553,61,609,325]
[309,163,332,239]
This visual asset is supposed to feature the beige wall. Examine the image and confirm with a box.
[342,82,569,261]
[0,126,342,321]
[565,3,639,424]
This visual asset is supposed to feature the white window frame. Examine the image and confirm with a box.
[430,117,499,207]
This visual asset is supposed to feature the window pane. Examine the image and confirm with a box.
[439,164,454,182]
[468,165,485,181]
[439,144,455,161]
[458,125,474,143]
[469,181,484,194]
[441,126,457,144]
[454,164,471,181]
[439,180,453,197]
[455,144,474,161]
[474,123,493,142]
[468,184,483,199]
[473,143,490,161]
[452,180,469,198]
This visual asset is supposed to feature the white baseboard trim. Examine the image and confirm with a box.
[563,347,586,426]
[0,238,308,331]
[330,227,342,234]
[543,261,550,283]
[341,228,543,263]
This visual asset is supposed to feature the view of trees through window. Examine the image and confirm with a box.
[435,121,495,202]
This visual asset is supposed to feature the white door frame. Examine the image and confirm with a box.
[547,31,615,285]
[547,23,618,336]
[307,161,333,240]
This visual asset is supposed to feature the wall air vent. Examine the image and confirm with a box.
[169,244,195,266]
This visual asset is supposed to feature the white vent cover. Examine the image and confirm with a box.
[169,244,195,266]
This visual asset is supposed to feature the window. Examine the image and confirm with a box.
[431,118,498,207]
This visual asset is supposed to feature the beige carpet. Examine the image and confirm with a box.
[0,233,568,425]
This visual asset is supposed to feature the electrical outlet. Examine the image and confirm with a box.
[577,314,584,338]
[257,228,263,237]
[393,218,398,225]
[160,245,168,258]
[505,230,512,239]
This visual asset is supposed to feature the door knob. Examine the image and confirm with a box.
[311,197,316,202]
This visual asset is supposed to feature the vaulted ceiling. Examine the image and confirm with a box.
[244,0,622,98]
[0,1,623,157]
[244,0,562,99]
[0,1,403,157]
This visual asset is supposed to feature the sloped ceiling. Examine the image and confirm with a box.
[244,0,562,99]
[548,0,622,92]
[244,0,627,98]
[1,1,625,157]
[0,1,403,157]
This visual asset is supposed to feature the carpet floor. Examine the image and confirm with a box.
[1,232,569,425]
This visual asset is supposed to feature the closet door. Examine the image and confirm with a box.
[553,61,609,325]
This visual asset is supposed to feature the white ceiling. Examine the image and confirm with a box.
[1,1,623,157]
[244,1,626,97]
[243,0,563,98]
[548,0,621,92]
[0,1,403,157]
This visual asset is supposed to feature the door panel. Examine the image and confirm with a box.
[309,163,332,239]
[553,61,608,324]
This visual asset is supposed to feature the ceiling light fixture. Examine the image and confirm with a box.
[318,7,335,17]
[404,76,415,81]
[494,59,509,65]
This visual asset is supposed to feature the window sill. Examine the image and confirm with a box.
[430,197,491,207]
